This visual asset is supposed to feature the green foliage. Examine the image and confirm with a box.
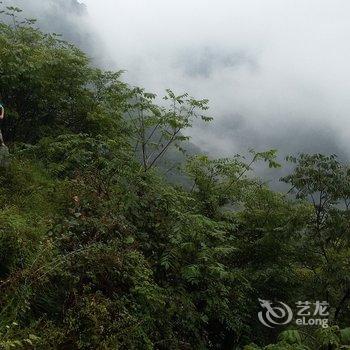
[340,327,350,345]
[278,330,302,345]
[127,87,212,172]
[0,322,40,350]
[0,6,128,144]
[2,8,350,350]
[251,326,350,350]
[283,154,350,326]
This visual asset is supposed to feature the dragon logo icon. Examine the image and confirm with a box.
[258,299,293,328]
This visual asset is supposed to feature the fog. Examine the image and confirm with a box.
[2,0,110,66]
[4,0,350,161]
[83,0,350,159]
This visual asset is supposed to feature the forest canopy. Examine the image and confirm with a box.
[1,6,350,350]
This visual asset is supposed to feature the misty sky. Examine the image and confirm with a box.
[80,0,350,159]
[4,0,350,160]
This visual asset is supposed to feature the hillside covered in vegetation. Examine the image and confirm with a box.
[1,7,350,350]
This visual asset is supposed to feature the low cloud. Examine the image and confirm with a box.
[4,0,350,165]
[81,0,350,160]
